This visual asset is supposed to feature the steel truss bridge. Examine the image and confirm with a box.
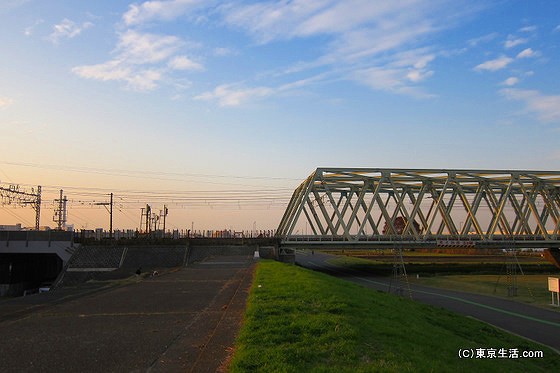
[277,168,560,249]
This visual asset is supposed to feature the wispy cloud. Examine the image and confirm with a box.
[516,48,539,59]
[0,97,14,108]
[0,0,31,11]
[218,0,469,98]
[467,33,498,47]
[501,88,560,123]
[501,77,519,86]
[123,0,210,26]
[504,36,527,49]
[474,56,513,71]
[73,30,201,91]
[77,0,484,101]
[168,55,203,71]
[48,18,93,44]
[117,30,182,63]
[194,84,273,107]
[519,25,537,33]
[24,19,44,36]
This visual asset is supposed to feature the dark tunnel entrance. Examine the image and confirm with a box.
[0,253,63,297]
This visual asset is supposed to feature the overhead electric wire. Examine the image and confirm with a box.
[0,161,302,189]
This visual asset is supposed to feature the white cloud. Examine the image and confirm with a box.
[352,65,434,98]
[194,84,273,107]
[24,19,44,36]
[75,64,162,91]
[504,36,527,49]
[72,60,163,91]
[516,48,538,59]
[168,55,203,70]
[73,30,202,91]
[406,69,433,83]
[217,0,473,99]
[501,88,560,123]
[501,77,519,86]
[519,25,537,33]
[76,1,478,99]
[467,33,498,47]
[0,97,14,108]
[48,19,93,44]
[213,47,235,57]
[474,56,513,72]
[123,0,208,26]
[0,0,31,11]
[117,30,182,64]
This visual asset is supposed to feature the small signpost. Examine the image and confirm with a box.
[548,277,560,307]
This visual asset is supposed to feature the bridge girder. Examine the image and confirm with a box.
[277,168,560,248]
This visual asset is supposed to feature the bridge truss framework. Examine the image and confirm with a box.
[277,168,560,249]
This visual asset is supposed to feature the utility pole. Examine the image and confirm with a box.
[145,204,151,233]
[53,189,68,230]
[162,205,168,236]
[0,183,41,230]
[94,193,113,239]
[35,186,41,230]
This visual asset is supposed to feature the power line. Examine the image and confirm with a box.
[0,161,302,184]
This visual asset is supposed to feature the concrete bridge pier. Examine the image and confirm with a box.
[256,244,295,264]
[278,247,295,264]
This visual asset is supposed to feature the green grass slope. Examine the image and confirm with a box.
[230,260,560,373]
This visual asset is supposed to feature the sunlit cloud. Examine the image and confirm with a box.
[501,88,560,123]
[48,18,93,44]
[474,56,513,71]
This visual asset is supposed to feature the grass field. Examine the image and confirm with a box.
[410,274,558,308]
[230,260,560,372]
[328,254,560,308]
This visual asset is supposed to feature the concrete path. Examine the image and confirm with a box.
[297,251,560,352]
[0,254,255,373]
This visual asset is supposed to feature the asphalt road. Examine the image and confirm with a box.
[296,251,560,353]
[0,254,255,373]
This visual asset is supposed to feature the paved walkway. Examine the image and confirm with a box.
[0,254,256,373]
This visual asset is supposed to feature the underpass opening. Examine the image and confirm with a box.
[0,253,62,297]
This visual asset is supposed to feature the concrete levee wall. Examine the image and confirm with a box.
[121,246,187,269]
[186,245,255,265]
[55,243,264,288]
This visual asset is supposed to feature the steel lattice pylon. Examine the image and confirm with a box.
[277,168,560,249]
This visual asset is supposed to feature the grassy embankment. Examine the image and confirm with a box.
[230,260,560,372]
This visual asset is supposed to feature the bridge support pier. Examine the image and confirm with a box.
[278,247,295,264]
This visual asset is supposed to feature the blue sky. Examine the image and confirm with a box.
[1,0,559,231]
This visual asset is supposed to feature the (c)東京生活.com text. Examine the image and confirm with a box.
[458,348,544,359]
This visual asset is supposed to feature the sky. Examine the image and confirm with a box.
[0,0,559,232]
